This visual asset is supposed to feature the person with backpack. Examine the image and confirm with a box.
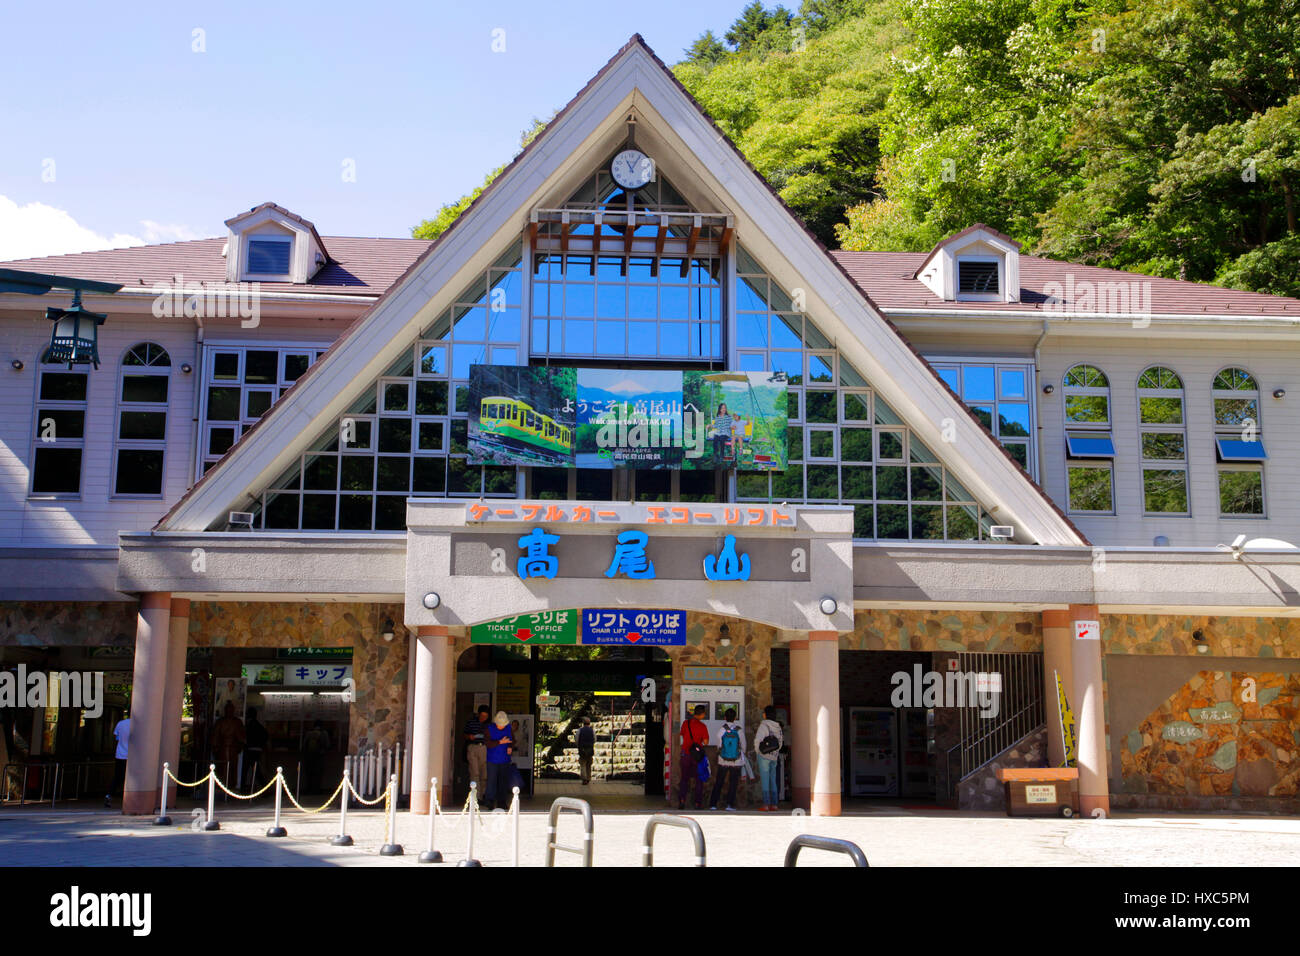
[677,704,709,810]
[754,705,784,811]
[709,708,746,811]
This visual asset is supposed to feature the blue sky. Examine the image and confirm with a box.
[0,0,742,259]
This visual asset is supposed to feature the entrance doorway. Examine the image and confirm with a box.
[453,644,671,803]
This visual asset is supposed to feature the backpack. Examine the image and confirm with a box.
[720,725,741,761]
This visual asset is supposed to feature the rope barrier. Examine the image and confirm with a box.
[345,777,390,807]
[282,777,345,814]
[164,768,212,789]
[213,774,279,800]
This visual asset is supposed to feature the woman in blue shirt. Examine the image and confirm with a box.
[484,711,514,811]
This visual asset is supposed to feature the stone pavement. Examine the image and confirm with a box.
[3,799,1300,866]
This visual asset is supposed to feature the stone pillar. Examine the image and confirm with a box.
[410,626,452,814]
[1041,609,1073,768]
[123,593,171,815]
[808,630,842,816]
[787,637,810,810]
[158,598,190,805]
[1068,604,1109,815]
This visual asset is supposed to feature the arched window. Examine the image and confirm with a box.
[1212,367,1265,515]
[1137,366,1187,514]
[114,343,170,496]
[1063,364,1114,513]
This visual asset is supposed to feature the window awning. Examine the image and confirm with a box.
[1216,438,1267,461]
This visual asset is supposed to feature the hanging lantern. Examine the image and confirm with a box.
[41,289,107,369]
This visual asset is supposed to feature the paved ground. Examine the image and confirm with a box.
[3,797,1300,866]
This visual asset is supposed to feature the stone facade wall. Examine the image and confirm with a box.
[1103,614,1300,659]
[187,601,410,752]
[0,601,137,647]
[844,609,1042,652]
[957,725,1050,811]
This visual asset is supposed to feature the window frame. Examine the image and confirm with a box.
[1210,366,1265,518]
[242,232,294,280]
[112,342,171,498]
[28,361,90,498]
[954,255,1003,302]
[1136,365,1189,517]
[927,357,1038,480]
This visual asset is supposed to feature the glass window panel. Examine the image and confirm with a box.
[806,465,838,500]
[874,398,902,426]
[419,345,447,376]
[1139,396,1182,425]
[808,354,834,383]
[1219,469,1263,515]
[32,447,82,494]
[771,463,803,499]
[1214,368,1256,391]
[342,419,372,449]
[1143,469,1188,513]
[660,285,688,318]
[970,405,994,430]
[596,321,625,355]
[997,403,1030,437]
[805,390,836,423]
[529,467,568,500]
[483,466,517,496]
[283,354,310,381]
[876,465,907,500]
[1214,397,1257,428]
[119,411,166,440]
[842,393,870,422]
[634,469,672,502]
[946,506,978,540]
[878,431,904,461]
[208,426,236,457]
[770,351,803,383]
[447,458,480,494]
[659,323,688,357]
[212,353,240,380]
[575,468,613,500]
[961,365,995,401]
[246,390,273,419]
[628,323,656,355]
[244,351,277,384]
[1068,466,1113,512]
[736,472,769,498]
[39,372,89,402]
[489,269,522,307]
[376,456,410,492]
[339,495,373,530]
[945,477,973,502]
[852,503,873,538]
[565,320,594,354]
[378,418,411,454]
[840,427,871,462]
[841,465,872,499]
[486,309,521,343]
[839,362,868,388]
[628,285,657,319]
[596,284,627,319]
[909,439,939,463]
[454,305,488,339]
[998,368,1026,398]
[1216,439,1267,461]
[417,420,445,451]
[531,319,550,352]
[877,503,908,538]
[115,449,164,495]
[772,314,802,349]
[1003,442,1029,469]
[263,493,299,530]
[412,457,447,494]
[37,408,84,439]
[340,455,374,491]
[375,496,407,531]
[1141,433,1185,460]
[911,466,942,501]
[122,375,168,404]
[1065,394,1109,424]
[736,276,767,312]
[301,494,336,530]
[450,419,468,454]
[491,347,517,366]
[1065,433,1115,457]
[303,456,338,490]
[912,505,945,539]
[807,429,835,459]
[415,381,448,416]
[678,469,718,503]
[207,387,241,421]
[454,385,471,414]
[936,367,959,392]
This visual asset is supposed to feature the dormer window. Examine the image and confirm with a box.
[246,235,292,276]
[957,259,999,296]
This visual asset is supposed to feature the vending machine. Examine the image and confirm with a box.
[847,707,899,796]
[899,708,936,798]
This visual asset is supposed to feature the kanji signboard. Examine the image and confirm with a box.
[471,610,579,645]
[581,608,686,645]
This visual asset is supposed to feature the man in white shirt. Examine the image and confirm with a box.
[708,708,746,811]
[753,705,784,811]
[107,714,130,808]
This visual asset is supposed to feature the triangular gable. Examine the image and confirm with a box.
[158,36,1084,546]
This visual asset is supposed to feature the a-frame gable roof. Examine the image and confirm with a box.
[157,36,1085,546]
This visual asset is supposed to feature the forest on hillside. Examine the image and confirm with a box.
[414,0,1300,297]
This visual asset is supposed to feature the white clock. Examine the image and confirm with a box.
[611,149,654,190]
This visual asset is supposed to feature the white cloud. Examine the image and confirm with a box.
[0,196,205,261]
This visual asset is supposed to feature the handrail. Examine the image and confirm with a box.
[544,797,593,867]
[784,834,868,867]
[641,813,706,867]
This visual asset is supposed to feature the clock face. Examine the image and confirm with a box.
[611,149,654,190]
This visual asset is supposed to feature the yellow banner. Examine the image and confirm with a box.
[1055,671,1077,767]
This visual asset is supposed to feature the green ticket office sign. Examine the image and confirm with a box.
[471,610,579,645]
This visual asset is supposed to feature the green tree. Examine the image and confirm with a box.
[684,30,728,66]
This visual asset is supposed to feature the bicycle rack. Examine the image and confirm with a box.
[642,813,707,867]
[544,797,594,867]
[784,834,869,867]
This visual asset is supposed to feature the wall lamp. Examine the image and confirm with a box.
[181,362,193,374]
[1192,629,1209,654]
[1272,388,1285,399]
[1042,383,1055,394]
[820,597,838,616]
[422,592,440,609]
[718,623,731,647]
[381,617,395,642]
[10,359,23,371]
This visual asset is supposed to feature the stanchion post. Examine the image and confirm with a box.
[154,762,172,826]
[380,773,404,856]
[266,767,287,838]
[203,764,220,831]
[419,776,443,864]
[511,786,520,867]
[457,781,482,867]
[330,768,354,847]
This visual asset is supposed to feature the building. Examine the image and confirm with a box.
[2,36,1298,817]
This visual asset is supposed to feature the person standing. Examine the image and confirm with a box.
[106,711,130,807]
[576,717,595,785]
[212,702,246,791]
[677,704,709,810]
[754,705,785,811]
[709,708,746,811]
[484,711,514,811]
[242,708,269,791]
[463,706,490,799]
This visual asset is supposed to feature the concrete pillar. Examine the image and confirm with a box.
[787,638,810,810]
[1041,609,1074,768]
[123,593,171,815]
[1068,604,1109,815]
[808,630,842,816]
[410,626,451,814]
[158,598,190,805]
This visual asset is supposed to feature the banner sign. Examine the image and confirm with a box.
[467,365,787,471]
[582,608,687,645]
[471,610,579,645]
[285,664,352,687]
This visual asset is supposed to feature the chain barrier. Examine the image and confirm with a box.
[164,768,212,789]
[282,777,345,814]
[345,776,390,806]
[213,774,279,801]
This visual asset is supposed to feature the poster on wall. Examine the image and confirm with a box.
[214,677,246,721]
[507,714,534,770]
[678,684,744,740]
[467,365,787,471]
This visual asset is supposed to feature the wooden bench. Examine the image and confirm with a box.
[994,767,1080,817]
